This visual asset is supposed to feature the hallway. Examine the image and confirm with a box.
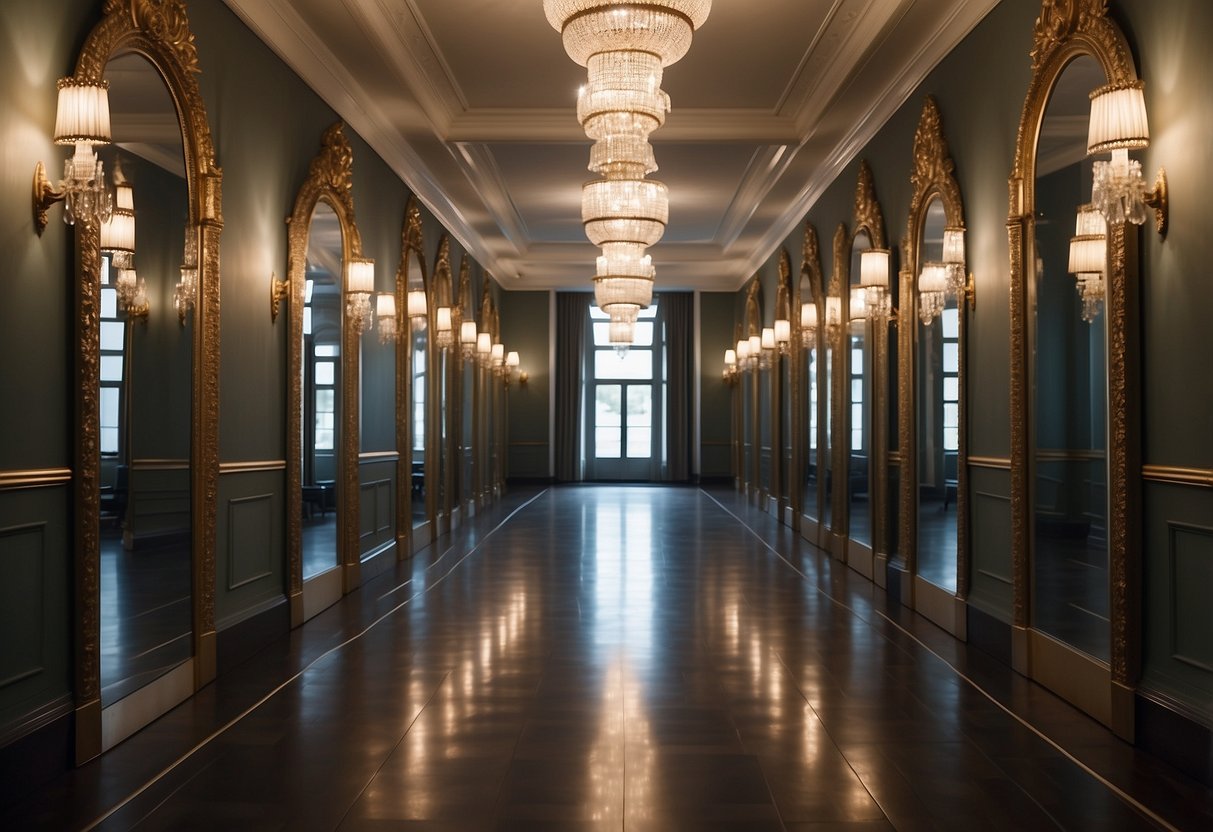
[6,486,1209,830]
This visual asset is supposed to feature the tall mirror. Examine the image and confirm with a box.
[847,230,873,550]
[1007,1,1157,733]
[399,203,429,539]
[394,200,424,552]
[287,123,365,619]
[301,201,342,580]
[901,95,971,604]
[458,255,476,515]
[1033,55,1109,660]
[43,0,223,761]
[99,54,193,710]
[798,224,825,537]
[431,236,453,526]
[776,249,793,513]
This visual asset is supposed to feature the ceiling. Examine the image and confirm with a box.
[222,0,998,291]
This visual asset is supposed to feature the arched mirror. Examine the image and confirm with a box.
[38,1,223,761]
[457,255,476,515]
[394,200,424,553]
[430,235,454,529]
[741,279,761,498]
[287,123,366,621]
[1008,0,1159,735]
[402,204,431,545]
[479,283,501,497]
[775,249,793,515]
[900,96,972,633]
[797,224,827,543]
[831,162,888,573]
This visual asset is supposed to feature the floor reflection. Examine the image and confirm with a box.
[301,512,337,578]
[39,485,1201,832]
[917,496,958,592]
[99,527,190,705]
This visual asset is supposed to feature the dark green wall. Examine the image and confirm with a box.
[500,290,551,480]
[699,292,734,479]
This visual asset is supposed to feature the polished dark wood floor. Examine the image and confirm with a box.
[6,486,1211,830]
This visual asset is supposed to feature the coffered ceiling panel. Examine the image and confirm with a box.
[224,0,1000,291]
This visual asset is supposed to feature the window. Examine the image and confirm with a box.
[808,349,817,451]
[587,304,660,472]
[314,344,337,450]
[413,332,426,451]
[99,256,126,455]
[942,307,959,451]
[850,335,864,452]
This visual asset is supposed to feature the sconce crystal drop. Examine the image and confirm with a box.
[345,258,375,336]
[918,262,948,326]
[375,292,399,344]
[800,301,818,344]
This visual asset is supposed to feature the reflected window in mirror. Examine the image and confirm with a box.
[847,232,873,546]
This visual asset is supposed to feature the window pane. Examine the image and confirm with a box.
[626,427,651,458]
[943,376,959,402]
[631,322,654,347]
[852,429,863,452]
[595,427,621,458]
[592,322,612,346]
[101,427,118,455]
[596,386,622,427]
[101,287,117,319]
[627,386,652,427]
[315,344,339,357]
[303,306,313,336]
[637,305,658,319]
[851,379,863,403]
[851,348,863,370]
[316,412,334,430]
[315,389,334,413]
[100,355,123,382]
[315,428,334,450]
[943,343,958,373]
[595,349,652,380]
[100,387,119,429]
[943,427,959,452]
[942,307,959,339]
[589,305,609,320]
[944,402,959,430]
[315,361,335,386]
[100,321,125,352]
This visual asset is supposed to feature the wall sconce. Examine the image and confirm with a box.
[774,318,791,355]
[116,267,148,319]
[33,78,113,233]
[175,226,198,326]
[1068,203,1107,323]
[859,248,893,320]
[460,320,478,359]
[1087,81,1167,234]
[722,348,739,384]
[849,286,867,322]
[735,338,751,372]
[504,350,520,387]
[476,332,492,365]
[375,292,399,343]
[800,301,818,346]
[346,257,375,335]
[270,272,289,322]
[747,334,761,371]
[100,174,135,269]
[491,342,506,377]
[758,327,776,369]
[434,306,454,352]
[407,287,428,330]
[917,262,947,325]
[825,296,843,339]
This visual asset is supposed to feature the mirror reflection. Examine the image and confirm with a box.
[301,201,342,579]
[98,53,192,706]
[409,252,428,526]
[847,232,872,546]
[802,280,819,522]
[916,199,959,590]
[822,317,833,530]
[1032,55,1109,661]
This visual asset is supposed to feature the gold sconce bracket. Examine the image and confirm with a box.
[127,301,149,322]
[32,161,64,235]
[1144,168,1168,237]
[519,371,529,387]
[965,272,977,310]
[270,271,289,322]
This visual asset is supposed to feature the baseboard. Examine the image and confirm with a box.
[966,603,1012,667]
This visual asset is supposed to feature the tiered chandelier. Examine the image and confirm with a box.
[544,0,711,345]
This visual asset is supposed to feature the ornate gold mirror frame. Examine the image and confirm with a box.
[743,277,762,498]
[794,223,827,535]
[396,198,424,556]
[771,249,793,512]
[898,96,972,596]
[1008,0,1142,734]
[57,0,222,764]
[286,123,365,619]
[479,280,501,497]
[456,254,473,514]
[830,161,888,560]
[430,234,453,525]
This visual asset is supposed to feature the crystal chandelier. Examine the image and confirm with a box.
[545,0,711,335]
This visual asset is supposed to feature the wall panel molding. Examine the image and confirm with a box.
[1167,522,1213,674]
[219,460,287,475]
[0,469,71,491]
[1143,465,1213,488]
[0,522,46,689]
[226,494,274,591]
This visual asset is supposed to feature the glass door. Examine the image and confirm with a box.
[586,304,662,481]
